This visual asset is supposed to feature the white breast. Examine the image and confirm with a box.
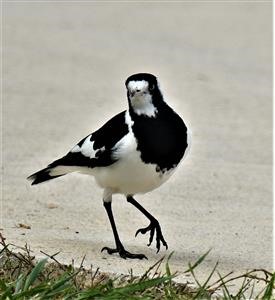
[91,131,175,195]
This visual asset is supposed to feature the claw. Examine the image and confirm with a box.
[147,226,155,247]
[135,226,149,237]
[101,246,119,255]
[101,246,147,260]
[135,220,168,252]
[135,229,143,237]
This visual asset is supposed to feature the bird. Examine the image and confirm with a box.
[27,73,191,260]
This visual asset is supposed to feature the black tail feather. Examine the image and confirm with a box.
[27,155,78,185]
[27,167,64,185]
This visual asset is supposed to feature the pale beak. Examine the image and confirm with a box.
[129,89,141,97]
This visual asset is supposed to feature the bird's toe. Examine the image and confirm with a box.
[101,246,147,260]
[135,220,168,252]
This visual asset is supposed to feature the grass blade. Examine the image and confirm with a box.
[0,280,13,300]
[165,252,174,283]
[194,261,218,299]
[217,271,231,300]
[14,273,25,293]
[184,249,211,273]
[41,272,78,298]
[262,272,275,300]
[105,276,172,299]
[23,258,47,291]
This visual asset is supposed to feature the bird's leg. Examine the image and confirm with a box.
[126,196,168,253]
[101,201,147,260]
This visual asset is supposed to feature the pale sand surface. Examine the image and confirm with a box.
[2,1,272,291]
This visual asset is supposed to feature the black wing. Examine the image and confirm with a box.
[53,110,128,169]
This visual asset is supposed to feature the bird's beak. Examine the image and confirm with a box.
[129,89,142,97]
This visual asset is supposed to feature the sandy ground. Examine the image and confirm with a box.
[2,1,272,292]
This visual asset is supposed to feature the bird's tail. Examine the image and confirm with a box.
[27,157,74,185]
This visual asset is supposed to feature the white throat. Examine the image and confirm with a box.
[127,80,158,118]
[131,93,158,117]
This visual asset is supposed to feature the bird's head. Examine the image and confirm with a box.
[125,73,163,118]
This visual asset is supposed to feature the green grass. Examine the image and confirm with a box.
[0,234,274,300]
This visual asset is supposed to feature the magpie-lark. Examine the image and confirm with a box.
[28,73,191,259]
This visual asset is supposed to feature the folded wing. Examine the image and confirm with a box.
[28,110,128,185]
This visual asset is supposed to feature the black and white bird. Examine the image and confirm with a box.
[28,73,191,259]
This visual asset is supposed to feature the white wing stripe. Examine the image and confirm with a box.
[70,135,96,158]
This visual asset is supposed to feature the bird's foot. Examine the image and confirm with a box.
[135,219,168,253]
[101,245,147,260]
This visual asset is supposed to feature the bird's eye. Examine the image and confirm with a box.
[149,84,155,91]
